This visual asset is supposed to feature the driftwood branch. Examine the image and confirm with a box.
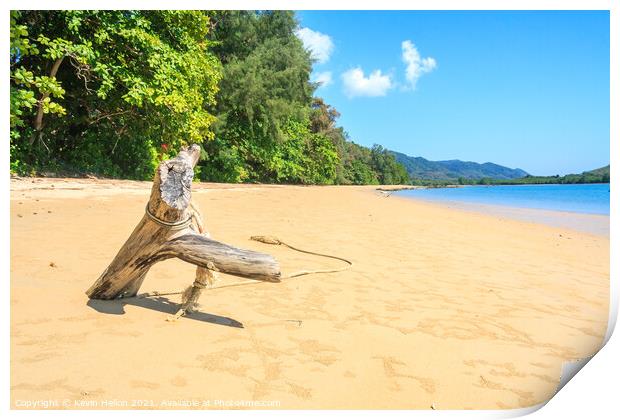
[86,144,281,300]
[163,234,281,281]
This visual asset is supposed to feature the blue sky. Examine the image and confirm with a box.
[295,11,609,176]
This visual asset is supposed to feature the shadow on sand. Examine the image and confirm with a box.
[87,295,244,328]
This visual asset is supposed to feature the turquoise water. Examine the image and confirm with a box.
[395,184,610,215]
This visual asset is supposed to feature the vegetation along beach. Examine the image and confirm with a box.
[10,10,609,410]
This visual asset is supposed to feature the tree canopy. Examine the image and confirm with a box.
[10,10,410,186]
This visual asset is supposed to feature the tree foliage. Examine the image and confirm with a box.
[10,10,411,186]
[473,165,610,185]
[200,11,317,183]
[308,98,409,185]
[10,10,221,178]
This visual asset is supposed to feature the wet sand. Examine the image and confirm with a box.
[10,178,609,409]
[398,199,610,237]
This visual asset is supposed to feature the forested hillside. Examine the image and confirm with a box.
[485,165,610,185]
[10,10,408,185]
[391,151,528,181]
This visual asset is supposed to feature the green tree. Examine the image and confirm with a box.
[370,144,410,184]
[10,10,415,187]
[202,11,314,182]
[10,10,221,178]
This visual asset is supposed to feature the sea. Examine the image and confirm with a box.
[395,183,610,235]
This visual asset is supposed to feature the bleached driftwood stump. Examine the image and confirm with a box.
[86,144,281,300]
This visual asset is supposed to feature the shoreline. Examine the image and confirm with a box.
[13,178,608,240]
[389,194,609,237]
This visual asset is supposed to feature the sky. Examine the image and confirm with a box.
[295,11,610,176]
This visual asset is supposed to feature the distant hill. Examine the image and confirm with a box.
[501,165,610,185]
[390,151,529,181]
[583,165,610,178]
[456,164,610,185]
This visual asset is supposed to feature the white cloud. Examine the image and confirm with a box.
[295,27,334,64]
[312,71,333,87]
[341,67,393,98]
[401,40,436,89]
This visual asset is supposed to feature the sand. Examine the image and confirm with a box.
[10,177,609,410]
[399,199,610,238]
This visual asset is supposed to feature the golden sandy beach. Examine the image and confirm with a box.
[10,178,609,409]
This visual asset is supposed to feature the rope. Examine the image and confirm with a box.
[137,205,353,301]
[250,235,353,279]
[138,278,263,298]
[145,204,193,230]
[137,235,353,299]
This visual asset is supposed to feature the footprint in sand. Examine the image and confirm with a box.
[286,381,312,400]
[477,375,535,407]
[291,338,341,367]
[374,355,436,394]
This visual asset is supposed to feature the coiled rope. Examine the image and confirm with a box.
[138,235,353,300]
[137,205,353,311]
[144,204,193,230]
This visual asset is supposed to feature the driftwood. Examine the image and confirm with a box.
[166,201,218,321]
[86,144,281,300]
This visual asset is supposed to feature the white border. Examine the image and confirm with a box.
[2,1,616,419]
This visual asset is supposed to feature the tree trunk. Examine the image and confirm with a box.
[86,144,281,300]
[30,56,65,145]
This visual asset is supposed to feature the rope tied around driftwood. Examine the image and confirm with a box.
[144,204,193,230]
[85,144,352,323]
[150,206,353,322]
